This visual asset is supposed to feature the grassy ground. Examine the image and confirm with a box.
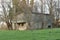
[0,28,60,40]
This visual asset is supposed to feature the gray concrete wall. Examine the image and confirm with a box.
[31,14,53,29]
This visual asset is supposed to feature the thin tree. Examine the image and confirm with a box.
[12,0,34,29]
[40,0,44,29]
[1,0,14,30]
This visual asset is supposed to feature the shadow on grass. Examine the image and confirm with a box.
[56,39,60,40]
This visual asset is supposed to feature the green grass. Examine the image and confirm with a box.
[0,28,60,40]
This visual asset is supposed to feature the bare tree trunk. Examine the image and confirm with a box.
[49,0,54,28]
[6,21,13,30]
[40,0,44,29]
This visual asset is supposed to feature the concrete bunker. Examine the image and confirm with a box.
[12,21,29,30]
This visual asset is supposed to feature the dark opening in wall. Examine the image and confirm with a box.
[17,22,26,26]
[48,25,51,28]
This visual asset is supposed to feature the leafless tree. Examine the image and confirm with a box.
[0,0,13,30]
[39,0,44,29]
[12,0,34,29]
